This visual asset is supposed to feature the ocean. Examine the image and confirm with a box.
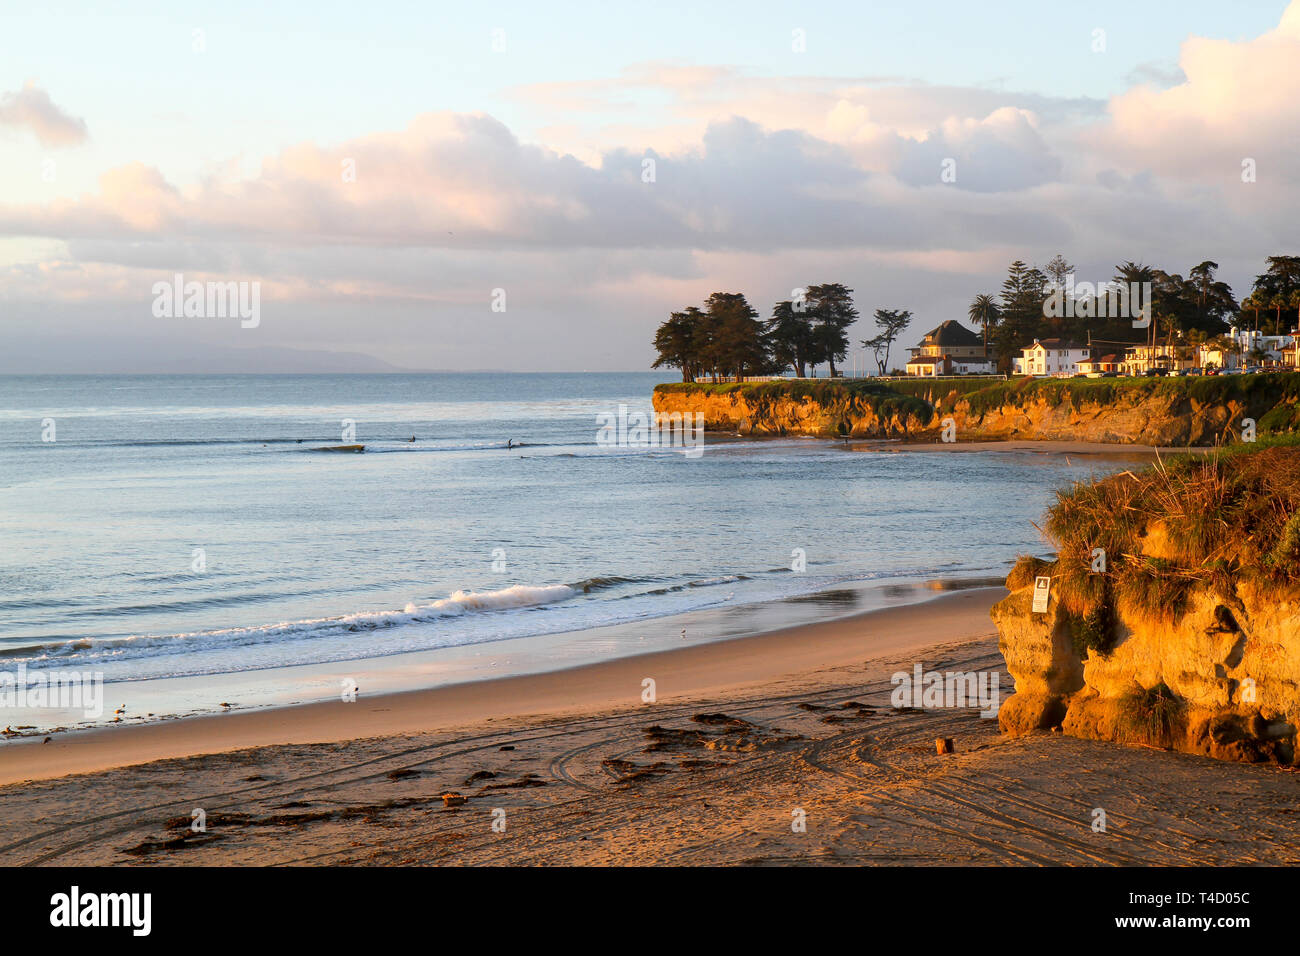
[0,373,1111,723]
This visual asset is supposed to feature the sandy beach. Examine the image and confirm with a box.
[3,585,1299,867]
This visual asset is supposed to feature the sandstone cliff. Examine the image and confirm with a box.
[994,444,1300,765]
[652,381,933,437]
[653,373,1300,444]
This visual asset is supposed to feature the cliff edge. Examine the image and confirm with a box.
[653,373,1300,444]
[993,443,1300,764]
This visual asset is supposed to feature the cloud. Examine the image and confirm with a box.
[6,4,1300,372]
[1097,3,1300,182]
[0,82,87,147]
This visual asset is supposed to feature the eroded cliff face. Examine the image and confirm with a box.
[949,390,1251,445]
[651,388,930,437]
[652,382,1275,444]
[994,579,1300,765]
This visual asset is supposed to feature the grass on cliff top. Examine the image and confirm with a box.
[1010,437,1300,650]
[655,379,900,400]
[960,370,1300,423]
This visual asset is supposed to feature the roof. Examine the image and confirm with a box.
[1080,354,1119,363]
[918,320,983,348]
[1028,338,1090,350]
[906,355,944,365]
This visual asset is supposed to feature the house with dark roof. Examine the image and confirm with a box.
[905,320,996,376]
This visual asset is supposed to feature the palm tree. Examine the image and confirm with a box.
[968,294,1000,357]
[1290,290,1300,335]
[1270,294,1287,336]
[1186,328,1206,368]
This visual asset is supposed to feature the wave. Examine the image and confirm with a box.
[639,574,751,597]
[13,583,582,667]
[568,575,645,593]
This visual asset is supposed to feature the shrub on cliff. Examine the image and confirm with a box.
[1036,441,1300,632]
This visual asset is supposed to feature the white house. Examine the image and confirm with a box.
[1013,339,1091,376]
[1232,327,1295,366]
[905,321,997,376]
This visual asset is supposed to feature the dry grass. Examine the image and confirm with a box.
[1010,442,1300,651]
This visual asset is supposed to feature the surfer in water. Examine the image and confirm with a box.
[507,439,514,449]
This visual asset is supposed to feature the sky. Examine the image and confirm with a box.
[0,0,1296,372]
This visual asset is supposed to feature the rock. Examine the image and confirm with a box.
[992,586,1082,736]
[995,575,1300,766]
[441,792,468,807]
[935,737,955,755]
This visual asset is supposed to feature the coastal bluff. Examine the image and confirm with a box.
[993,444,1300,765]
[652,374,1300,444]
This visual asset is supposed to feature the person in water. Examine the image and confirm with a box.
[507,439,514,449]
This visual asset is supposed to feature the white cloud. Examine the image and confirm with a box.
[0,82,87,147]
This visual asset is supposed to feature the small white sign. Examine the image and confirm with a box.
[1032,576,1052,614]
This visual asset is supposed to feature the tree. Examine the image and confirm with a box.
[992,260,1049,373]
[1271,294,1288,336]
[1242,292,1262,332]
[1185,327,1206,369]
[652,308,704,382]
[968,293,1000,356]
[1044,254,1075,289]
[704,292,767,381]
[1249,256,1300,334]
[765,300,816,377]
[1253,256,1300,298]
[860,309,913,375]
[806,283,859,378]
[1186,260,1236,333]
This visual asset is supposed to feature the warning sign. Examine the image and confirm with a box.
[1032,576,1051,614]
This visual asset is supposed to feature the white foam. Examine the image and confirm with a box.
[34,583,580,666]
[407,584,576,615]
